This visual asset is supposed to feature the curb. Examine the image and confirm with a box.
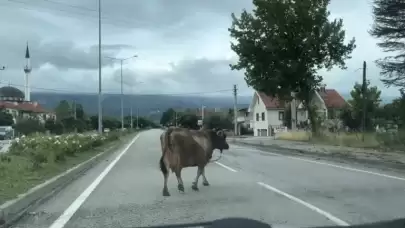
[0,133,137,228]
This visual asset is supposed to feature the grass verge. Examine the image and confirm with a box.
[276,131,383,149]
[0,131,137,205]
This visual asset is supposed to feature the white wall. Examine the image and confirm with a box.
[251,93,268,136]
[267,109,284,127]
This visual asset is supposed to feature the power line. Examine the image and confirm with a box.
[3,0,137,27]
[0,81,233,96]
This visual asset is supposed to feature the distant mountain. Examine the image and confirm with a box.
[31,92,253,121]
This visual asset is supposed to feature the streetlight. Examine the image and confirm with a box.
[98,0,102,134]
[129,81,144,129]
[0,66,5,83]
[105,55,138,130]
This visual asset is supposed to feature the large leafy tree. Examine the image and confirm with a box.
[229,0,356,133]
[344,81,382,130]
[369,0,405,88]
[178,113,199,129]
[160,108,175,126]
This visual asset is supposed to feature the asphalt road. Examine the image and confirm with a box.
[11,129,405,228]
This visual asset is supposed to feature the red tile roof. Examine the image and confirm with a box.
[257,89,347,109]
[0,101,52,113]
[257,92,285,109]
[319,89,347,108]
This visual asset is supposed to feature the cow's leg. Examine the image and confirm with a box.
[160,155,170,196]
[202,167,210,186]
[175,168,184,192]
[191,166,203,191]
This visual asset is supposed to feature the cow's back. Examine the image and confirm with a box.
[169,128,207,167]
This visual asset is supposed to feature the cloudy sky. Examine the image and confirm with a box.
[0,0,400,98]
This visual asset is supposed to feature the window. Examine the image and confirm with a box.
[279,111,284,120]
[261,112,265,121]
[256,113,259,121]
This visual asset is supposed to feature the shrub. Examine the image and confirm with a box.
[8,132,119,168]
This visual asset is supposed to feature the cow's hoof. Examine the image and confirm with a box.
[178,184,184,192]
[203,181,210,186]
[163,189,170,197]
[191,184,199,191]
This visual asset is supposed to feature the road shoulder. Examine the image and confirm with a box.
[0,133,138,228]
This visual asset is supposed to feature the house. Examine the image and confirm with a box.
[236,107,252,135]
[249,86,347,136]
[0,86,56,124]
[295,86,347,128]
[249,91,287,136]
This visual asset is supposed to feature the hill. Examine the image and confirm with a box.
[31,92,252,121]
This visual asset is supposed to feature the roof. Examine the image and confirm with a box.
[25,43,30,59]
[0,86,25,99]
[257,92,285,109]
[255,89,347,110]
[319,89,347,108]
[0,101,51,113]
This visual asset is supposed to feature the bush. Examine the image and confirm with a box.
[8,132,117,168]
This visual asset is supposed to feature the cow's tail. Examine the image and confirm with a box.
[160,128,174,175]
[159,155,167,175]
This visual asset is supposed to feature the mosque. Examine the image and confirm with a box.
[0,44,56,124]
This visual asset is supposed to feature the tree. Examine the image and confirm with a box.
[344,81,382,130]
[75,103,86,119]
[160,108,175,126]
[369,0,405,88]
[0,110,14,126]
[14,118,46,136]
[54,100,71,120]
[229,0,356,134]
[178,114,199,129]
[204,115,233,130]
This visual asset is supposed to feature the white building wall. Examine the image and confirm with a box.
[251,94,269,136]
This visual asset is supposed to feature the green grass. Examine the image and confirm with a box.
[0,132,137,204]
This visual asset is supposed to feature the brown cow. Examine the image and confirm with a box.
[159,127,229,196]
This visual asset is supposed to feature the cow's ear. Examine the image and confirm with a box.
[216,130,223,137]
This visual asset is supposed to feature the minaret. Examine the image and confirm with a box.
[23,42,31,102]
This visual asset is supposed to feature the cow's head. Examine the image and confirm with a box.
[210,128,229,153]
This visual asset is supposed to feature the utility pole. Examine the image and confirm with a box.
[233,84,238,135]
[201,105,205,128]
[136,107,139,129]
[175,111,178,127]
[130,106,133,129]
[97,0,102,134]
[120,60,124,131]
[362,61,367,142]
[104,55,137,131]
[72,100,77,133]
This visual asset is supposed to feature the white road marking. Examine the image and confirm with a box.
[234,144,405,181]
[48,134,141,228]
[215,161,237,172]
[286,156,405,181]
[257,182,349,226]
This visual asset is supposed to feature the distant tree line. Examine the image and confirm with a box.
[159,108,233,130]
[0,100,158,136]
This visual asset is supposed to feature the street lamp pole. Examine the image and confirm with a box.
[0,66,5,84]
[105,55,138,131]
[97,0,102,134]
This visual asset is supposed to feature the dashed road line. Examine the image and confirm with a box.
[257,182,350,226]
[215,161,237,172]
